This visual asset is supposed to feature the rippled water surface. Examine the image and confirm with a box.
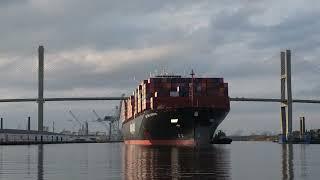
[0,142,319,179]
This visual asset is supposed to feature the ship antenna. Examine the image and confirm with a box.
[190,69,195,107]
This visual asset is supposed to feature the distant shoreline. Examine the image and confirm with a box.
[229,135,277,141]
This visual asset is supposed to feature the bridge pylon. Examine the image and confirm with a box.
[280,50,292,142]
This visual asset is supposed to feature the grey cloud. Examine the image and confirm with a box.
[250,21,320,51]
[0,0,198,54]
[295,85,320,98]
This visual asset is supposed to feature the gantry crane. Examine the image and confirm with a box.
[69,110,88,135]
[92,110,112,139]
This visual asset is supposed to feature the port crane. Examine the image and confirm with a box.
[92,105,123,141]
[69,110,88,135]
[93,110,114,122]
[92,110,103,122]
[92,110,112,139]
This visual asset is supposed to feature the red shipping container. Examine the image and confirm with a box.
[128,77,228,113]
[152,97,190,109]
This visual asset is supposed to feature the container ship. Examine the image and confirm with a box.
[120,71,230,146]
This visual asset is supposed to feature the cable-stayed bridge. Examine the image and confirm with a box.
[0,46,319,143]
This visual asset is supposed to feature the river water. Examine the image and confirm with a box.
[0,142,319,180]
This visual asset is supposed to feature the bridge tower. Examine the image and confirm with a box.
[280,50,292,142]
[38,46,44,131]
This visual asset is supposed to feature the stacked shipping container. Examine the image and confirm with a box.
[141,82,151,111]
[120,100,127,120]
[125,96,135,120]
[122,76,229,122]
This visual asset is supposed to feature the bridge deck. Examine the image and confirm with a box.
[0,97,319,104]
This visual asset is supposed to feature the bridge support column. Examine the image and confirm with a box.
[280,51,287,141]
[38,46,44,131]
[286,50,293,140]
[280,106,287,141]
[280,50,293,142]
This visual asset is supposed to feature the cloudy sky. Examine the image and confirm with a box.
[0,0,320,134]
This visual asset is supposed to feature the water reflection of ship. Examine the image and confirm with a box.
[123,145,231,180]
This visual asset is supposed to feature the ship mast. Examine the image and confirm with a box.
[190,69,195,107]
